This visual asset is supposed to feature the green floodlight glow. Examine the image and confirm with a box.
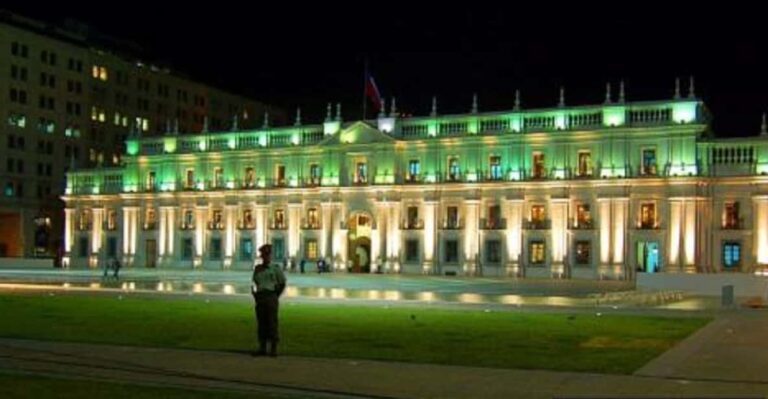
[669,164,697,176]
[466,172,477,182]
[259,134,268,147]
[603,106,626,127]
[468,120,479,134]
[424,173,436,183]
[510,115,522,133]
[427,122,438,137]
[126,140,139,156]
[291,133,300,146]
[228,137,237,150]
[672,101,697,124]
[554,113,567,130]
[375,174,395,184]
[321,176,339,186]
[198,140,207,151]
[324,121,340,136]
[92,186,100,194]
[163,138,177,153]
[508,170,521,181]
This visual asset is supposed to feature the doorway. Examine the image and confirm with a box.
[145,239,157,268]
[636,241,659,273]
[347,213,373,273]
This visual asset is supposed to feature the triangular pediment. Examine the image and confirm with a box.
[321,121,396,145]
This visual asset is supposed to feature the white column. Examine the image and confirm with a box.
[63,208,74,263]
[288,203,302,261]
[158,207,167,257]
[255,204,268,251]
[598,199,611,267]
[332,203,345,270]
[669,199,682,269]
[754,197,768,265]
[122,207,138,266]
[371,202,385,273]
[422,200,437,274]
[683,199,697,269]
[224,205,236,268]
[612,198,627,267]
[166,207,175,258]
[91,208,104,268]
[463,199,480,275]
[505,199,523,276]
[387,203,401,272]
[550,199,568,277]
[194,206,207,267]
[320,203,333,259]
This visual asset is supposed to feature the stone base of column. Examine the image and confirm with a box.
[422,260,434,275]
[505,262,521,278]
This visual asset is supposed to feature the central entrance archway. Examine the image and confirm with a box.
[347,212,373,273]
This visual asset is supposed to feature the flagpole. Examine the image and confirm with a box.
[362,57,368,120]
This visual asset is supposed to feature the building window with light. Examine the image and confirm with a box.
[185,169,195,189]
[530,240,546,265]
[209,209,223,230]
[241,209,254,229]
[642,148,657,176]
[182,209,194,229]
[723,201,740,229]
[355,162,368,184]
[241,238,253,261]
[244,167,255,188]
[408,160,420,182]
[640,203,657,229]
[213,167,223,188]
[577,151,592,177]
[106,209,117,230]
[78,210,91,230]
[305,239,318,260]
[406,206,419,229]
[532,152,545,179]
[487,204,501,228]
[309,164,321,185]
[448,157,460,181]
[531,205,546,226]
[307,208,319,228]
[489,156,502,180]
[575,241,591,265]
[274,209,285,229]
[575,203,591,228]
[723,241,741,269]
[144,209,156,230]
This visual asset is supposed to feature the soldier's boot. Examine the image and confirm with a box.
[255,340,268,356]
[269,341,278,357]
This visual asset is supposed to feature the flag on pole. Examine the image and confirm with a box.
[365,73,383,112]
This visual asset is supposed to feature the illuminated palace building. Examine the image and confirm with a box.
[63,82,768,279]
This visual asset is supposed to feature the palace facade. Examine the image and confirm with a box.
[62,84,768,279]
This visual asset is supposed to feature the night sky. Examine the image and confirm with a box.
[7,4,768,137]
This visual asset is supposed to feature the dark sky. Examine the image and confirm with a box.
[8,3,768,137]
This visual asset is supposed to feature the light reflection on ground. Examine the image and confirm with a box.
[0,269,704,309]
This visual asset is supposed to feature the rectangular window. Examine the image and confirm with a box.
[642,148,657,176]
[575,241,591,265]
[182,209,194,229]
[489,156,502,180]
[309,164,321,185]
[307,208,319,228]
[485,240,501,263]
[355,162,368,184]
[723,241,741,269]
[406,239,420,262]
[487,205,501,228]
[448,157,460,181]
[274,209,285,229]
[445,240,458,263]
[640,203,657,229]
[185,169,195,189]
[575,203,591,228]
[213,167,223,188]
[241,209,254,229]
[106,210,117,230]
[181,238,193,260]
[407,206,419,228]
[211,210,223,229]
[531,205,546,223]
[210,238,222,260]
[147,171,156,191]
[577,151,592,177]
[408,159,420,181]
[244,167,255,188]
[724,201,740,229]
[447,206,459,229]
[241,238,253,261]
[530,240,546,265]
[305,239,318,260]
[532,152,545,178]
[144,209,156,230]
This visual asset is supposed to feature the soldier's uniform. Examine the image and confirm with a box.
[252,257,286,356]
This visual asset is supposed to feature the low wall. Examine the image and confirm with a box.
[637,273,768,298]
[0,257,54,269]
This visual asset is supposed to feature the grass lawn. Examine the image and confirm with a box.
[0,293,709,374]
[0,372,302,399]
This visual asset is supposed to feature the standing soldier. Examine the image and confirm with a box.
[252,244,287,357]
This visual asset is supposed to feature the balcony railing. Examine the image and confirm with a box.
[401,218,424,230]
[269,219,287,230]
[523,219,551,230]
[301,218,322,230]
[636,220,661,230]
[103,221,118,231]
[207,221,224,230]
[237,220,256,230]
[180,222,195,230]
[722,217,746,230]
[480,218,506,230]
[568,218,594,230]
[77,222,92,231]
[404,174,421,184]
[439,218,464,230]
[142,222,157,231]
